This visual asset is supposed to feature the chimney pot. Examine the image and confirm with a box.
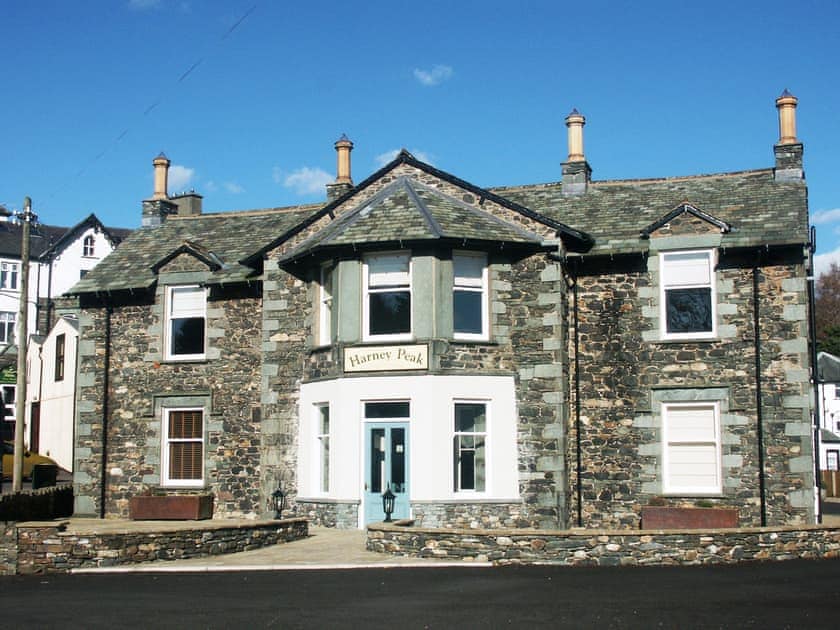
[565,109,586,162]
[775,90,799,145]
[152,152,170,200]
[335,134,354,185]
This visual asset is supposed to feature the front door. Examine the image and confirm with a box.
[364,422,409,523]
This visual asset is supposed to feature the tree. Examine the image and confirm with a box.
[815,262,840,355]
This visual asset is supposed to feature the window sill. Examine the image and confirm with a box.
[653,337,719,345]
[159,358,210,365]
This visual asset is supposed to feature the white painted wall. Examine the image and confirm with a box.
[298,374,519,528]
[45,228,114,297]
[25,316,77,469]
[818,382,840,470]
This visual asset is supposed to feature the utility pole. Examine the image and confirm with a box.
[12,196,35,492]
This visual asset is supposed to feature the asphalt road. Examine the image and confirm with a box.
[2,559,839,629]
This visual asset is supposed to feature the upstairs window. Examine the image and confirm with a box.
[318,264,333,346]
[1,262,19,291]
[165,285,206,360]
[364,253,412,341]
[55,333,66,382]
[162,408,204,487]
[0,312,15,345]
[660,250,716,339]
[83,235,95,257]
[662,403,721,494]
[453,252,488,340]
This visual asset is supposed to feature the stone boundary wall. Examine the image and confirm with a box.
[367,523,840,566]
[1,522,16,575]
[10,518,308,575]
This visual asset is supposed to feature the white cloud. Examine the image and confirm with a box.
[811,208,840,225]
[374,149,434,168]
[204,181,218,193]
[814,247,840,279]
[413,65,453,87]
[168,164,195,191]
[277,166,332,196]
[224,182,245,194]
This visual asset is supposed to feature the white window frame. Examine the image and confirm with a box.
[161,407,205,487]
[662,402,721,495]
[2,384,15,423]
[0,312,15,345]
[660,249,717,340]
[318,264,333,347]
[82,234,95,257]
[164,285,207,361]
[315,403,330,493]
[453,400,489,494]
[362,252,413,342]
[453,252,489,341]
[1,262,19,291]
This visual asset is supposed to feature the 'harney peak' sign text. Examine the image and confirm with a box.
[344,344,428,372]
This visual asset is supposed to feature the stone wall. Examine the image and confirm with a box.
[567,255,813,529]
[74,283,265,519]
[14,518,307,575]
[367,523,840,566]
[0,522,15,575]
[297,500,360,528]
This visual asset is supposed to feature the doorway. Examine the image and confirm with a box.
[364,402,410,524]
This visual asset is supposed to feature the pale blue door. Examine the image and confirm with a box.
[364,420,410,524]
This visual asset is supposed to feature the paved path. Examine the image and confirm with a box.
[74,526,486,573]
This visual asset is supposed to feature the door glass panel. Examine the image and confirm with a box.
[370,428,385,493]
[390,428,405,493]
[365,402,410,418]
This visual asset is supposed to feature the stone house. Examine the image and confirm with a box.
[68,93,816,528]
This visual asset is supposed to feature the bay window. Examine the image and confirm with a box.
[453,401,487,492]
[364,253,412,340]
[453,252,488,340]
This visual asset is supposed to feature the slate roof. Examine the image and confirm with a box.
[70,151,808,295]
[494,168,808,256]
[281,176,547,263]
[69,206,319,294]
[0,214,132,260]
[818,352,840,383]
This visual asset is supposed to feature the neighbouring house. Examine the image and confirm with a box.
[68,92,817,529]
[817,351,840,471]
[0,211,130,451]
[25,315,79,470]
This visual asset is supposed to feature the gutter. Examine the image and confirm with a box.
[99,304,112,519]
[753,264,768,526]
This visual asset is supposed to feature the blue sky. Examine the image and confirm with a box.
[3,1,839,274]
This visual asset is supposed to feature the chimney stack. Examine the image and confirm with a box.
[142,153,178,227]
[326,134,354,202]
[561,109,591,196]
[774,90,804,182]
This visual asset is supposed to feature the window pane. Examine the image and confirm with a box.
[370,428,385,493]
[368,255,409,287]
[365,402,410,418]
[169,441,202,480]
[171,286,205,314]
[169,410,203,439]
[454,254,484,287]
[662,252,711,286]
[369,291,411,335]
[455,403,486,432]
[454,290,483,334]
[666,287,712,333]
[390,428,405,493]
[171,317,205,355]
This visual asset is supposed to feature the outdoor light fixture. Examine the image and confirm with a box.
[382,485,396,522]
[272,485,288,520]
